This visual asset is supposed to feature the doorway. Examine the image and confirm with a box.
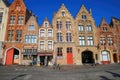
[39,56,52,66]
[113,54,117,63]
[6,48,19,65]
[82,50,93,64]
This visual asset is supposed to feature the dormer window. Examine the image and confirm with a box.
[103,27,107,31]
[82,15,86,19]
[62,11,65,17]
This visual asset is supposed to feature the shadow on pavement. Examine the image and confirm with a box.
[11,74,27,80]
[99,76,111,80]
[106,71,120,78]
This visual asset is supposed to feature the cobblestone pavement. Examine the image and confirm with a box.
[0,64,120,80]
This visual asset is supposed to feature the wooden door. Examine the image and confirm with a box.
[6,48,14,65]
[67,53,73,64]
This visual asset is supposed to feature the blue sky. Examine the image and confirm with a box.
[9,0,120,26]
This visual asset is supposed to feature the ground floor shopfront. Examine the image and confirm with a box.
[2,47,120,65]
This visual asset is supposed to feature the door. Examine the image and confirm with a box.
[113,54,117,63]
[67,47,73,64]
[67,53,73,64]
[6,48,14,65]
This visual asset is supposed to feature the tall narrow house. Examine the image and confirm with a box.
[3,0,27,65]
[75,5,98,65]
[38,18,54,66]
[110,17,120,63]
[22,14,38,65]
[97,18,119,64]
[52,4,76,65]
[0,0,9,64]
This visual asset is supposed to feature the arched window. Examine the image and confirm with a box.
[40,29,45,37]
[101,50,110,62]
[48,29,53,37]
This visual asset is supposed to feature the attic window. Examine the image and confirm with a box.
[29,25,34,30]
[103,27,107,31]
[62,11,65,17]
[44,22,48,27]
[82,15,86,19]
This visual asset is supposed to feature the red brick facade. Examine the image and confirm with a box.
[3,0,27,65]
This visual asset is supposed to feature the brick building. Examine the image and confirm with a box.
[0,0,9,64]
[3,0,28,65]
[1,1,120,65]
[22,14,38,65]
[52,4,76,65]
[97,17,119,64]
[75,5,98,65]
[110,17,120,63]
[38,18,54,66]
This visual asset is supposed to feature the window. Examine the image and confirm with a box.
[100,37,105,45]
[31,35,37,43]
[66,21,71,30]
[78,25,84,31]
[57,33,62,42]
[44,22,48,27]
[48,41,52,50]
[108,37,113,45]
[0,12,3,24]
[101,51,110,61]
[18,15,24,25]
[66,33,72,42]
[57,21,62,30]
[48,29,53,37]
[103,27,107,31]
[29,25,34,30]
[16,30,22,42]
[40,41,44,50]
[87,36,93,46]
[25,35,37,43]
[40,29,45,37]
[8,30,14,41]
[82,15,86,19]
[25,35,29,43]
[67,47,72,53]
[79,36,85,46]
[57,47,63,57]
[86,25,92,31]
[10,15,15,25]
[62,11,65,17]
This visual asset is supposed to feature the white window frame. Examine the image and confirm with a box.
[40,29,45,37]
[87,36,94,46]
[79,36,85,46]
[40,41,44,50]
[78,25,84,31]
[86,25,92,31]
